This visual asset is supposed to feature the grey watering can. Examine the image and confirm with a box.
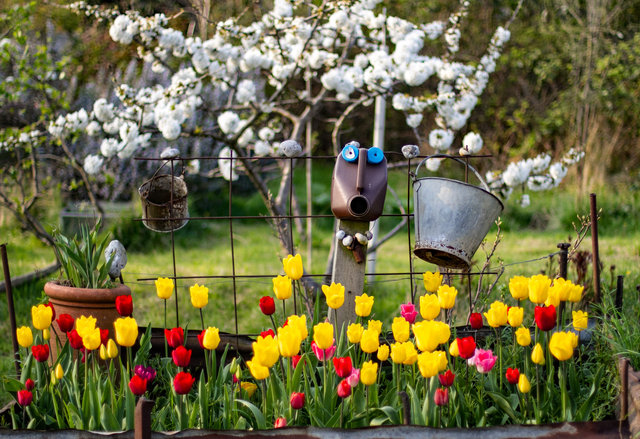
[413,155,503,269]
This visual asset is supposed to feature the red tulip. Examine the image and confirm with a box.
[25,378,35,391]
[129,375,148,396]
[456,336,477,360]
[291,355,302,369]
[438,370,455,387]
[56,314,74,333]
[197,329,205,348]
[173,371,195,394]
[67,329,84,350]
[290,392,305,410]
[17,390,32,406]
[506,367,520,385]
[259,296,275,316]
[172,345,192,368]
[337,379,351,398]
[261,329,275,338]
[32,344,49,362]
[115,295,133,317]
[100,328,109,346]
[534,305,556,331]
[434,388,449,406]
[46,302,56,320]
[332,356,353,378]
[165,327,184,348]
[469,312,483,329]
[274,417,287,428]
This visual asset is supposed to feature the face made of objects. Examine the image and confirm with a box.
[330,144,388,222]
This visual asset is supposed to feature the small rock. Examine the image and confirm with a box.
[160,147,180,159]
[342,235,354,248]
[355,233,368,245]
[365,230,373,240]
[345,140,360,149]
[402,144,420,159]
[280,140,302,157]
[105,240,127,280]
[336,230,346,240]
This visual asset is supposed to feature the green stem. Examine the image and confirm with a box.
[199,308,205,331]
[164,300,168,358]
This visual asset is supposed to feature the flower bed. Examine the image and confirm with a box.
[4,251,618,433]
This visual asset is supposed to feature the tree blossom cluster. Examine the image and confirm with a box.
[30,0,581,201]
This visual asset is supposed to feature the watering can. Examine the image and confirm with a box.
[413,155,503,269]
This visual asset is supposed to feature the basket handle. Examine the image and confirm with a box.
[413,154,491,192]
[142,157,185,197]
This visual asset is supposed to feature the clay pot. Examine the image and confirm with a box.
[44,281,131,359]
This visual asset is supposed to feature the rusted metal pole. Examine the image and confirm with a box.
[557,242,570,279]
[398,391,411,425]
[590,193,601,304]
[615,275,624,314]
[134,397,154,439]
[1,244,21,377]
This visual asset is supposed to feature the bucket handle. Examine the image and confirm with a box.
[413,154,491,192]
[140,158,185,199]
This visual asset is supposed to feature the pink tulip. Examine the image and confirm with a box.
[311,340,336,362]
[468,348,497,373]
[400,303,418,324]
[346,368,360,387]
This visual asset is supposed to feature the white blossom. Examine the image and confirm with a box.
[236,80,256,105]
[86,121,101,137]
[426,157,443,172]
[83,154,104,175]
[429,129,454,151]
[158,118,181,140]
[406,114,423,128]
[531,153,551,173]
[218,111,241,136]
[549,162,568,181]
[218,146,239,181]
[254,140,272,156]
[502,160,533,187]
[459,131,483,155]
[100,138,120,158]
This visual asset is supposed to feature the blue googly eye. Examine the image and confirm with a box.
[367,147,384,164]
[341,144,359,162]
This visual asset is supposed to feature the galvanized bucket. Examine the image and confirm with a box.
[139,166,189,233]
[413,155,503,268]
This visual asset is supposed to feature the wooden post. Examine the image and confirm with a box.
[329,220,369,334]
[134,397,154,439]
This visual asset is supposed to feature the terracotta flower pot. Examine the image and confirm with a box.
[44,281,131,359]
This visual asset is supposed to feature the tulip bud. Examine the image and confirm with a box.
[43,328,50,341]
[55,363,64,380]
[290,392,305,410]
[99,344,108,360]
[107,339,119,359]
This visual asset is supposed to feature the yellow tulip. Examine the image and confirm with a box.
[509,276,529,301]
[531,343,545,365]
[272,275,292,300]
[106,339,119,358]
[247,359,269,380]
[545,286,561,307]
[322,282,345,309]
[252,335,280,368]
[377,344,389,361]
[202,327,221,350]
[155,277,174,299]
[360,328,380,353]
[50,370,57,385]
[347,323,364,344]
[402,341,418,365]
[354,293,374,317]
[529,274,551,304]
[569,331,578,348]
[287,314,308,340]
[572,310,588,331]
[419,294,441,320]
[390,342,406,364]
[189,283,209,308]
[75,315,97,339]
[568,283,584,303]
[422,271,443,293]
[437,285,457,309]
[484,301,508,327]
[507,307,524,328]
[277,325,301,357]
[435,350,448,371]
[549,331,575,361]
[515,327,531,346]
[31,304,53,330]
[449,339,459,357]
[413,320,450,352]
[99,344,108,360]
[283,254,303,280]
[43,328,50,341]
[392,317,410,343]
[417,351,441,378]
[240,381,258,398]
[114,317,138,347]
[360,361,378,386]
[551,278,572,301]
[55,363,64,380]
[82,327,102,351]
[313,322,334,350]
[518,374,531,393]
[16,326,33,348]
[368,319,383,334]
